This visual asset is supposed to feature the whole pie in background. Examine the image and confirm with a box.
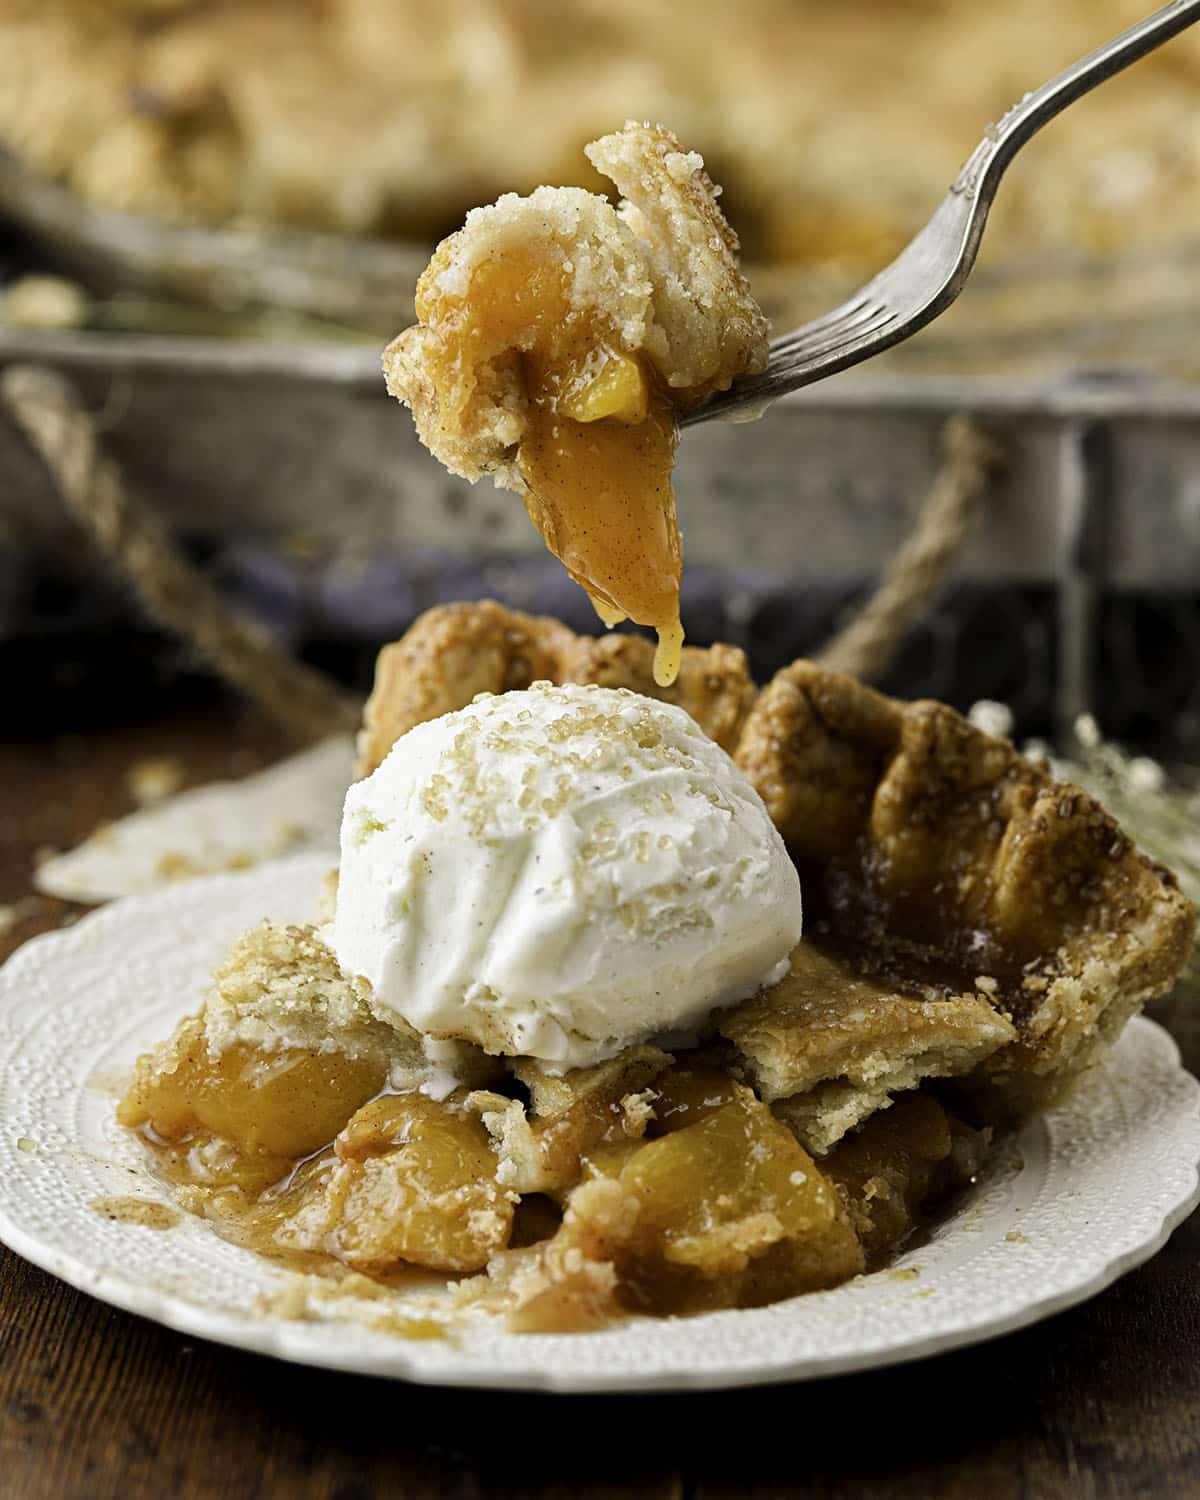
[4,0,1199,271]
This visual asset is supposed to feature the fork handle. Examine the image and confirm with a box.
[955,0,1200,203]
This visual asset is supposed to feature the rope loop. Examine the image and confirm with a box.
[817,413,1004,680]
[2,363,361,744]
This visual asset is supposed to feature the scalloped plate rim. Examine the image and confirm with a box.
[0,855,1196,1393]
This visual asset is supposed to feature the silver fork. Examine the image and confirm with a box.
[683,0,1200,427]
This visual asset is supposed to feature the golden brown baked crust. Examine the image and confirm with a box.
[560,631,757,757]
[202,920,419,1069]
[733,658,1198,1113]
[585,123,769,400]
[359,609,1195,1118]
[356,600,576,776]
[720,941,1016,1153]
[356,600,757,773]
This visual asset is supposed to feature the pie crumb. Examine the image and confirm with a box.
[126,755,185,806]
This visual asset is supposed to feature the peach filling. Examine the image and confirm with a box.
[119,1020,985,1327]
[416,247,684,685]
[119,1031,513,1275]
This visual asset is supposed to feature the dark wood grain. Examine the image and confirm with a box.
[0,696,1197,1500]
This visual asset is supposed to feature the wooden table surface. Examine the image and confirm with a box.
[1,694,1198,1500]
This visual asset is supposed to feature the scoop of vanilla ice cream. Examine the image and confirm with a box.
[331,682,801,1071]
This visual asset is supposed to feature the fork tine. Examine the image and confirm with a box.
[768,295,870,351]
[770,299,887,358]
[678,298,904,425]
[787,307,900,364]
[690,0,1200,426]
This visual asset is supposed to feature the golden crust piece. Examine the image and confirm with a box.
[384,179,648,489]
[733,659,1198,1113]
[585,123,769,398]
[720,941,1016,1154]
[356,600,757,773]
[203,921,420,1071]
[503,1176,638,1334]
[468,1045,672,1195]
[356,600,576,775]
[200,921,501,1097]
[560,631,757,758]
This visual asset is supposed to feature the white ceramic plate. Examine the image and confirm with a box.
[0,853,1197,1393]
[34,736,351,903]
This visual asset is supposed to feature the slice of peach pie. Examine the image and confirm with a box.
[120,603,1196,1332]
[381,122,769,687]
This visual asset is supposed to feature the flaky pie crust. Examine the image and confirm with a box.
[360,601,1197,1134]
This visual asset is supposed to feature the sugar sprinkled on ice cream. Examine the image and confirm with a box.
[332,682,801,1071]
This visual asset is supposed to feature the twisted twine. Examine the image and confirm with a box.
[817,413,1004,680]
[1,363,361,744]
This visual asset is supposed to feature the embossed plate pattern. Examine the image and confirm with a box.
[0,854,1196,1392]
